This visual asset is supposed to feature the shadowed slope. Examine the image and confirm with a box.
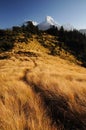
[22,59,86,130]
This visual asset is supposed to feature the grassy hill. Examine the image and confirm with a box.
[0,23,86,130]
[0,51,86,130]
[0,32,81,65]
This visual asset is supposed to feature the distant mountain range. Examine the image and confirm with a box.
[37,16,75,31]
[26,16,86,34]
[38,16,60,30]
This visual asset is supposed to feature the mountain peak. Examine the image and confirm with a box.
[32,21,38,26]
[38,16,60,30]
[45,16,54,23]
[37,16,75,31]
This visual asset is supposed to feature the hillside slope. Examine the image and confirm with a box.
[0,42,86,130]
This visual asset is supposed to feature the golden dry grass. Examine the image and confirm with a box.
[13,35,50,54]
[0,34,86,130]
[0,51,86,130]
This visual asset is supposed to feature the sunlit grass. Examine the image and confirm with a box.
[0,34,86,130]
[0,51,86,130]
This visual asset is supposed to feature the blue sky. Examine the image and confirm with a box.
[0,0,86,29]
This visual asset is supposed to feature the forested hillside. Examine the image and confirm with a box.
[0,22,86,66]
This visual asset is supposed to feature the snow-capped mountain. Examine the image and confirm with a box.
[38,16,60,30]
[32,21,38,26]
[37,16,75,31]
[24,16,75,31]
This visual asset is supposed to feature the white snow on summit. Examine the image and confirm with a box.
[32,21,38,26]
[25,16,75,31]
[38,16,75,31]
[38,16,60,30]
[45,16,60,26]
